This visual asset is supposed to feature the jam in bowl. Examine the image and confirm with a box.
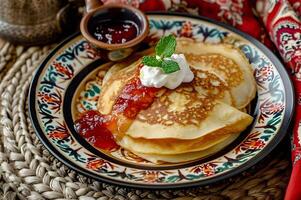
[90,20,139,44]
[80,1,149,61]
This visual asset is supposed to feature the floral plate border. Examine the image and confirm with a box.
[28,12,294,189]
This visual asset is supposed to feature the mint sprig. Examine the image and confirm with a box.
[142,35,180,74]
[155,35,176,57]
[142,56,161,67]
[161,60,179,74]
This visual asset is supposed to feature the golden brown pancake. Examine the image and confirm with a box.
[176,38,256,109]
[119,121,247,155]
[96,38,255,163]
[126,100,252,140]
[131,133,239,163]
[98,59,253,140]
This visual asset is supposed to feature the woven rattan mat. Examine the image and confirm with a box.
[0,42,292,200]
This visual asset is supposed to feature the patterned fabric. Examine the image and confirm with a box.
[100,0,300,198]
[288,0,301,16]
[102,0,275,48]
[255,1,301,199]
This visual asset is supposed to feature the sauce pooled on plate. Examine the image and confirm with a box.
[74,66,159,151]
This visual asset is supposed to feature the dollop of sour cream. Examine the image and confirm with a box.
[140,54,194,89]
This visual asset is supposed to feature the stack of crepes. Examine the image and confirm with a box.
[97,38,256,164]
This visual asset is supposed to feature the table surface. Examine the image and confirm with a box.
[0,38,5,48]
[0,38,4,47]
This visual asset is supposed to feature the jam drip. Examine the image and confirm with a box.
[75,73,159,151]
[75,110,118,151]
[113,77,159,119]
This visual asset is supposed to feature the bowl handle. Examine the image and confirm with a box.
[85,0,102,13]
[56,4,72,33]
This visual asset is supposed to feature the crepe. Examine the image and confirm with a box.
[96,38,255,163]
[102,47,154,86]
[131,133,239,163]
[102,39,256,110]
[98,62,253,140]
[119,128,241,155]
[176,38,256,109]
[98,60,138,115]
[126,100,252,140]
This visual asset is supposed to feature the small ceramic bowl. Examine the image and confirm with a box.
[80,3,149,61]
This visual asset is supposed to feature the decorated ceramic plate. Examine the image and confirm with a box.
[29,12,294,189]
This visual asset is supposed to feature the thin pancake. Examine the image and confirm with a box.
[97,39,254,142]
[98,62,252,140]
[98,60,138,115]
[127,100,252,140]
[131,133,239,163]
[102,47,154,86]
[176,38,256,109]
[119,115,250,154]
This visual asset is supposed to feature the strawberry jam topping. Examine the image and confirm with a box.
[113,77,159,119]
[74,70,160,151]
[74,110,118,151]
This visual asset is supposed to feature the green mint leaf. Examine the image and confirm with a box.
[155,35,176,58]
[142,56,162,67]
[161,60,180,74]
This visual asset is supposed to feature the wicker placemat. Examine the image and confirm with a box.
[0,42,292,200]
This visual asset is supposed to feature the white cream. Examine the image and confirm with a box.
[140,54,194,89]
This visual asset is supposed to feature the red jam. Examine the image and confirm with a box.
[113,77,159,119]
[74,110,118,151]
[75,72,160,151]
[91,20,139,44]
